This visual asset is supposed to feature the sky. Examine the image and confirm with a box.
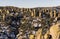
[0,0,60,8]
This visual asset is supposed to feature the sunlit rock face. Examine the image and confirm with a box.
[0,6,60,39]
[50,23,60,39]
[35,23,60,39]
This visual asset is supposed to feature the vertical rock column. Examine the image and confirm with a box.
[39,11,41,18]
[35,28,43,39]
[54,10,56,18]
[50,11,53,18]
[33,9,35,18]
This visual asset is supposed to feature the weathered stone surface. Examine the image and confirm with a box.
[0,6,60,39]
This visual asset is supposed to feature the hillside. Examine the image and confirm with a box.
[0,6,60,39]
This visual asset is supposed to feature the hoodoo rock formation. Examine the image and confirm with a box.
[0,6,60,39]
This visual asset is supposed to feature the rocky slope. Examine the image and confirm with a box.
[0,6,60,39]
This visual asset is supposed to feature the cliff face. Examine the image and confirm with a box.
[0,6,60,39]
